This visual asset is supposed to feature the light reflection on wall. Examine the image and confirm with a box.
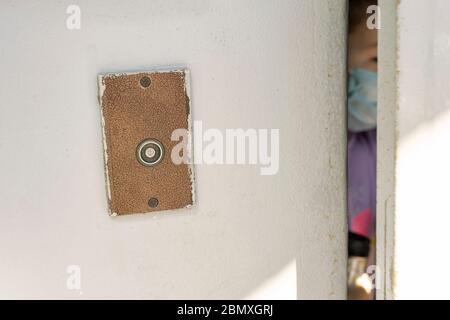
[245,260,297,300]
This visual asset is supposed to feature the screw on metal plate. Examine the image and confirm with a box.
[139,76,151,88]
[136,139,164,167]
[148,197,159,208]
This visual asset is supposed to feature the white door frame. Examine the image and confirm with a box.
[376,0,398,300]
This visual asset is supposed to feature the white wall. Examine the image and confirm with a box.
[379,0,450,299]
[0,0,347,299]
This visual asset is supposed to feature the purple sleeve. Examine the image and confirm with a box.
[347,130,376,238]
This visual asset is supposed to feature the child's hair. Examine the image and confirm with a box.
[348,0,378,32]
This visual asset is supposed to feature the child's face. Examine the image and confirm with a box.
[348,23,378,72]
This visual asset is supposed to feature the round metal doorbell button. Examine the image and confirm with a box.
[136,139,164,167]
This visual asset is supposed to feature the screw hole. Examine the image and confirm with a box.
[140,76,151,88]
[148,197,159,208]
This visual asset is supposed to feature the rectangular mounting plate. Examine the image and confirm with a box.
[98,69,195,216]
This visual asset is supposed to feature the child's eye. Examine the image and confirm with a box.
[372,57,378,63]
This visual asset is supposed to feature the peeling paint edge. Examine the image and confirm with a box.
[98,68,186,79]
[183,69,197,207]
[97,75,116,217]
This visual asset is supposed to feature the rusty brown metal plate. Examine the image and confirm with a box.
[98,69,195,216]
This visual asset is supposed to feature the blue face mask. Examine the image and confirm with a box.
[347,68,378,132]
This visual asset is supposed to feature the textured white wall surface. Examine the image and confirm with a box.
[0,0,347,299]
[379,0,450,299]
